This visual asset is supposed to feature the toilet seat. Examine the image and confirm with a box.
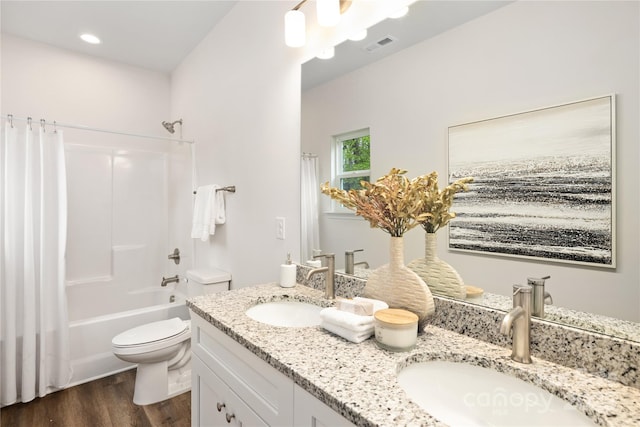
[112,318,190,355]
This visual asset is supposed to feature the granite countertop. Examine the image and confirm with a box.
[187,283,640,427]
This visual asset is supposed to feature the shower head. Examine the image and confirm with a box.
[162,119,182,134]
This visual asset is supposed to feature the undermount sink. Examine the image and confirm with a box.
[245,301,322,327]
[397,361,596,426]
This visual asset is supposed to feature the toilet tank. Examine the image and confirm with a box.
[186,268,231,297]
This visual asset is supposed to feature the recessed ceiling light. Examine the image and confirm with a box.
[80,33,101,45]
[316,46,335,60]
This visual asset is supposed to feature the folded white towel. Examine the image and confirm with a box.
[191,185,215,241]
[212,185,226,228]
[320,307,374,332]
[321,320,374,344]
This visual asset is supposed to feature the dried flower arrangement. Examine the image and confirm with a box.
[320,168,473,237]
[413,172,474,233]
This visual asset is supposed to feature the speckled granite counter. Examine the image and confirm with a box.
[187,283,640,427]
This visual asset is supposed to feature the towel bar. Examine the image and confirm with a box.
[193,185,236,195]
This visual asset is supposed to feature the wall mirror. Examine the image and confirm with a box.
[300,0,639,343]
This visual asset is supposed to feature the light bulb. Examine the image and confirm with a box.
[284,10,306,47]
[348,29,367,42]
[317,0,340,27]
[389,6,409,19]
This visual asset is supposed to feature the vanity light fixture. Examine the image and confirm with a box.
[80,33,101,44]
[284,0,353,47]
[389,6,409,19]
[348,28,368,42]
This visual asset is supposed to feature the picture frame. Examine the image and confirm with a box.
[448,95,616,268]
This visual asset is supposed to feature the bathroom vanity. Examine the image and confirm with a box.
[187,283,640,426]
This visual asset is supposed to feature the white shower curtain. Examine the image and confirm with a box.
[300,155,320,263]
[1,121,72,405]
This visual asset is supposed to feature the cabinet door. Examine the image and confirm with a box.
[293,385,356,427]
[192,354,268,427]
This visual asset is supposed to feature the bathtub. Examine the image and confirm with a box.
[67,284,189,387]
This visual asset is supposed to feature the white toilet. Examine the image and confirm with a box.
[112,268,231,405]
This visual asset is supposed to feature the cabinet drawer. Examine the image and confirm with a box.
[293,384,356,427]
[190,311,294,426]
[193,353,268,427]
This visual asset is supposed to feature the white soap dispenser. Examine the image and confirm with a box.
[280,253,296,288]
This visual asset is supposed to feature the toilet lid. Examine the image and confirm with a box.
[112,317,188,347]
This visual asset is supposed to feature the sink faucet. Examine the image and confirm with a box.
[500,284,532,364]
[528,276,553,318]
[306,253,335,299]
[344,249,363,274]
[161,275,179,287]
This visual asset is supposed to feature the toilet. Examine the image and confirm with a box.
[112,268,231,405]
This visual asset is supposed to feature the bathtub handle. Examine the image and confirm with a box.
[217,402,225,412]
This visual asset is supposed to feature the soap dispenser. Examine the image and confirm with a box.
[280,253,296,288]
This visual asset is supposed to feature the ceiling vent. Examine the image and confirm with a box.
[363,35,398,53]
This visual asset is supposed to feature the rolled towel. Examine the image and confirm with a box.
[320,320,374,344]
[319,307,374,332]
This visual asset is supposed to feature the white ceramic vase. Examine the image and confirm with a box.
[363,236,435,330]
[408,232,466,299]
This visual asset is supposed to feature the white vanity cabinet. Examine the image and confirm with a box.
[190,312,294,426]
[190,311,356,427]
[293,385,356,427]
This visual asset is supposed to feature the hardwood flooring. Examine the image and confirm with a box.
[0,369,190,427]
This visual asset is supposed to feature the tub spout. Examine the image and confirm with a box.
[161,275,179,287]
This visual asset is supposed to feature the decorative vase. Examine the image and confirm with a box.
[408,232,466,299]
[364,236,435,330]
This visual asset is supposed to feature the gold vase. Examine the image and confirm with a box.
[364,236,435,329]
[408,232,466,299]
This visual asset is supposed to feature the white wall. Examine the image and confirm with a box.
[302,1,640,321]
[171,1,302,287]
[0,34,191,308]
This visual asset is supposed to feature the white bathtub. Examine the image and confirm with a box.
[67,285,189,387]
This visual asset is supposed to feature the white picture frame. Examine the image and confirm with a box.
[448,95,616,268]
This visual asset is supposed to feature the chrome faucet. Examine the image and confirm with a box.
[528,276,553,318]
[161,275,179,287]
[500,284,532,364]
[306,253,335,299]
[345,249,363,274]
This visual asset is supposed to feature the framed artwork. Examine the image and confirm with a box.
[448,95,616,268]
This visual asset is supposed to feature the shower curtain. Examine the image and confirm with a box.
[1,121,72,405]
[300,155,320,263]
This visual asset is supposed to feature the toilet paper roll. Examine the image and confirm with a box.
[280,264,296,288]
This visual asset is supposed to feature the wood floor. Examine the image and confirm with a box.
[0,369,191,427]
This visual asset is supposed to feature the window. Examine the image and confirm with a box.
[331,128,370,211]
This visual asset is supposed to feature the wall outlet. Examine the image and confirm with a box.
[276,217,285,240]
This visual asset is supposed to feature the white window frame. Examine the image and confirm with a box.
[330,128,370,213]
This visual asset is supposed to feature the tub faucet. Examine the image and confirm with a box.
[306,253,335,299]
[500,284,532,364]
[528,276,553,318]
[161,275,179,287]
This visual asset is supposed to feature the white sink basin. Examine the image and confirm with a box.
[245,301,322,327]
[397,361,596,426]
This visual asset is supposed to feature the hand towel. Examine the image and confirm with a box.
[320,307,375,332]
[320,320,374,344]
[191,185,215,241]
[211,185,226,231]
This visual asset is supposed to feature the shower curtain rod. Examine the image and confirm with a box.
[2,114,195,144]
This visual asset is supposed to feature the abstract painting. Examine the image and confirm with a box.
[448,95,615,267]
